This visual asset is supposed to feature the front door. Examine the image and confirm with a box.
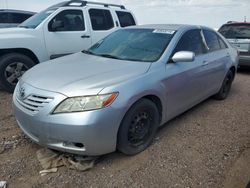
[164,29,210,119]
[44,9,92,59]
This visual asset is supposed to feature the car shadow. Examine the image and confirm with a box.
[238,67,250,75]
[99,97,214,163]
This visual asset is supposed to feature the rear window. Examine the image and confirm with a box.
[116,11,135,27]
[219,24,250,39]
[89,9,114,31]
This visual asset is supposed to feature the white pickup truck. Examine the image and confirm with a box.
[0,0,136,92]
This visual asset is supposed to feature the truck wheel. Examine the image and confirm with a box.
[117,99,159,155]
[0,53,35,93]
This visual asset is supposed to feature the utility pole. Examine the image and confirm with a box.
[244,16,246,23]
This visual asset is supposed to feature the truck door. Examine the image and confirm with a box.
[87,8,118,45]
[44,8,91,59]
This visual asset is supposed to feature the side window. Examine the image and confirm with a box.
[48,10,85,31]
[116,11,135,27]
[9,13,32,24]
[0,13,9,23]
[217,35,228,49]
[89,9,114,31]
[174,29,205,56]
[203,30,221,52]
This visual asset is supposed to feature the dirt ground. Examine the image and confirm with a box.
[0,70,250,188]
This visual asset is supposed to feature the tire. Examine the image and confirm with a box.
[117,98,160,155]
[214,70,234,100]
[0,53,35,93]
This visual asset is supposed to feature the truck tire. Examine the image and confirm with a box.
[0,53,35,93]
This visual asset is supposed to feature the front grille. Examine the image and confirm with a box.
[16,94,53,114]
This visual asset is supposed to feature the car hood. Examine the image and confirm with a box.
[0,27,28,35]
[21,52,151,96]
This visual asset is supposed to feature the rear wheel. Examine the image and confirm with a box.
[117,99,159,155]
[0,53,35,93]
[214,70,234,100]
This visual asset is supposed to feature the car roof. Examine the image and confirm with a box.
[0,9,36,14]
[222,22,250,26]
[50,0,126,10]
[127,24,213,32]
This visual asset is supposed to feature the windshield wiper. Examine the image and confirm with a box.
[98,54,122,60]
[82,50,95,55]
[18,25,29,28]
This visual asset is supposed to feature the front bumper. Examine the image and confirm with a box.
[12,83,125,156]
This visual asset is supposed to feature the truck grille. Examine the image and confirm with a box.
[16,94,53,114]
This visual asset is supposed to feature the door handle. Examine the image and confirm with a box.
[81,35,90,38]
[202,61,209,66]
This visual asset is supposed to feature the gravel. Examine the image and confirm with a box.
[0,70,249,188]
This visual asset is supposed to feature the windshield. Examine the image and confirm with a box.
[87,29,175,62]
[19,8,57,29]
[219,24,250,39]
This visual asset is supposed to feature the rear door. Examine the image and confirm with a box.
[44,8,91,59]
[201,29,230,94]
[87,8,117,45]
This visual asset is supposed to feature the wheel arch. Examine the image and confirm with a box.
[229,66,236,80]
[121,94,164,127]
[0,48,40,64]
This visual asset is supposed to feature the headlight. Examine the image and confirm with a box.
[53,92,118,114]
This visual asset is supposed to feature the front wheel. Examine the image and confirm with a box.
[0,53,35,93]
[117,99,160,155]
[214,70,234,100]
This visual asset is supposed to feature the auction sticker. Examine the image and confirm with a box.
[153,29,175,34]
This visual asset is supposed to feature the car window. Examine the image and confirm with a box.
[174,29,205,55]
[116,11,135,27]
[0,13,9,23]
[9,13,33,24]
[219,24,250,39]
[49,10,85,31]
[217,35,228,49]
[203,30,221,52]
[88,29,175,62]
[89,9,114,31]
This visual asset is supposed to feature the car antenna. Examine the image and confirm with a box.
[5,0,8,9]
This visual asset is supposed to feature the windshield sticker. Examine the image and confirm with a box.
[153,29,175,34]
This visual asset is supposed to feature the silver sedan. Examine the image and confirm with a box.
[12,24,239,156]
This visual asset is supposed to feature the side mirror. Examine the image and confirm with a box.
[50,20,64,32]
[172,51,195,63]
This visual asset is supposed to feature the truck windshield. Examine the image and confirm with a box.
[87,28,175,62]
[219,24,250,39]
[19,8,57,29]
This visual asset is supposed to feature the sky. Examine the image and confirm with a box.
[0,0,250,28]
